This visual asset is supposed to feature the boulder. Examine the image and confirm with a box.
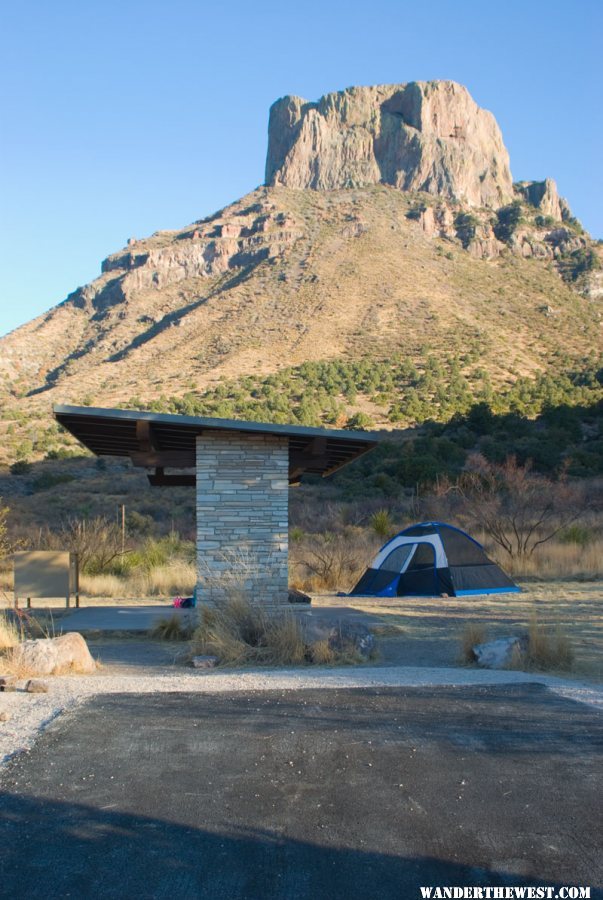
[328,621,375,658]
[191,655,219,669]
[25,679,49,693]
[0,711,11,722]
[10,633,97,676]
[288,588,311,604]
[473,636,528,669]
[300,616,375,659]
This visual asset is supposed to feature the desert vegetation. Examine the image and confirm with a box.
[190,594,370,667]
[1,449,602,603]
[460,615,574,672]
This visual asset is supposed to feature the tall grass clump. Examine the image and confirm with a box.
[191,593,369,667]
[150,613,192,641]
[370,509,395,539]
[0,611,20,650]
[192,594,307,666]
[459,623,487,665]
[523,616,574,671]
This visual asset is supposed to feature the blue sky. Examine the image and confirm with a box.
[1,0,601,337]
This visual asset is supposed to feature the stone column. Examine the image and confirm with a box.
[196,431,289,606]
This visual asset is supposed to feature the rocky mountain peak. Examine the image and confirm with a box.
[265,80,514,208]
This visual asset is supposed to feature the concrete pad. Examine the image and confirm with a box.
[0,686,601,899]
[59,605,197,633]
[291,605,384,625]
[59,604,382,635]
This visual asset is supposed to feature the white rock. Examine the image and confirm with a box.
[473,636,527,669]
[191,655,219,669]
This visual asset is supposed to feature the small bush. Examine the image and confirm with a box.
[370,508,395,539]
[406,202,427,221]
[31,473,74,492]
[10,460,31,475]
[191,594,370,667]
[309,639,335,665]
[0,612,20,650]
[535,214,555,229]
[150,614,192,641]
[558,524,593,547]
[460,623,487,664]
[494,201,524,243]
[524,617,574,671]
[454,212,479,248]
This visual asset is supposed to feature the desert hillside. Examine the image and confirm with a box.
[0,80,601,467]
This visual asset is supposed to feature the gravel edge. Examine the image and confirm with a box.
[1,666,602,769]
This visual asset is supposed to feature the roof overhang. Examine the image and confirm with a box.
[53,405,381,486]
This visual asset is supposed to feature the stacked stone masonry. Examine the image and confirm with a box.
[196,431,289,606]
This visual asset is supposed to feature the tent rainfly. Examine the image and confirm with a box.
[350,522,520,597]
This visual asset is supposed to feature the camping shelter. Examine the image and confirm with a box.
[350,522,519,597]
[54,405,379,606]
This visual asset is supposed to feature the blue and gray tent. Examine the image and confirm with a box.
[350,522,520,597]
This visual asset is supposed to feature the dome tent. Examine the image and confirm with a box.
[350,522,520,597]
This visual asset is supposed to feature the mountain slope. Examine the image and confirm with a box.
[0,81,601,466]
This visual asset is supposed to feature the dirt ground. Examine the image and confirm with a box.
[312,581,603,682]
[7,580,603,682]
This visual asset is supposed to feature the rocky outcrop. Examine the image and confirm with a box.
[97,205,303,300]
[266,81,514,208]
[514,178,571,221]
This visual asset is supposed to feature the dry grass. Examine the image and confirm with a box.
[459,615,573,672]
[308,639,335,665]
[79,573,126,598]
[488,538,603,580]
[522,616,574,671]
[192,594,307,666]
[459,623,487,665]
[149,613,192,642]
[79,562,196,598]
[191,593,367,667]
[0,611,19,650]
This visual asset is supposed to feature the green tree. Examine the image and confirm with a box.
[494,201,524,242]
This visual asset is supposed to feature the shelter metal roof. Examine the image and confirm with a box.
[54,405,380,486]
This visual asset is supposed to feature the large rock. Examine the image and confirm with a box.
[473,636,528,669]
[10,633,97,676]
[514,178,570,221]
[266,81,514,208]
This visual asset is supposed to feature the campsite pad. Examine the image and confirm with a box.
[59,605,198,634]
[1,685,602,899]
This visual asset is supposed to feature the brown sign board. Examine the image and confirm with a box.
[13,551,78,603]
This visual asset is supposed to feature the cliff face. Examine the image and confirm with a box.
[265,81,514,208]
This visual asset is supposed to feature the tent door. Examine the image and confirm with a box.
[397,542,438,595]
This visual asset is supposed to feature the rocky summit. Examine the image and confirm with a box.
[266,81,514,207]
